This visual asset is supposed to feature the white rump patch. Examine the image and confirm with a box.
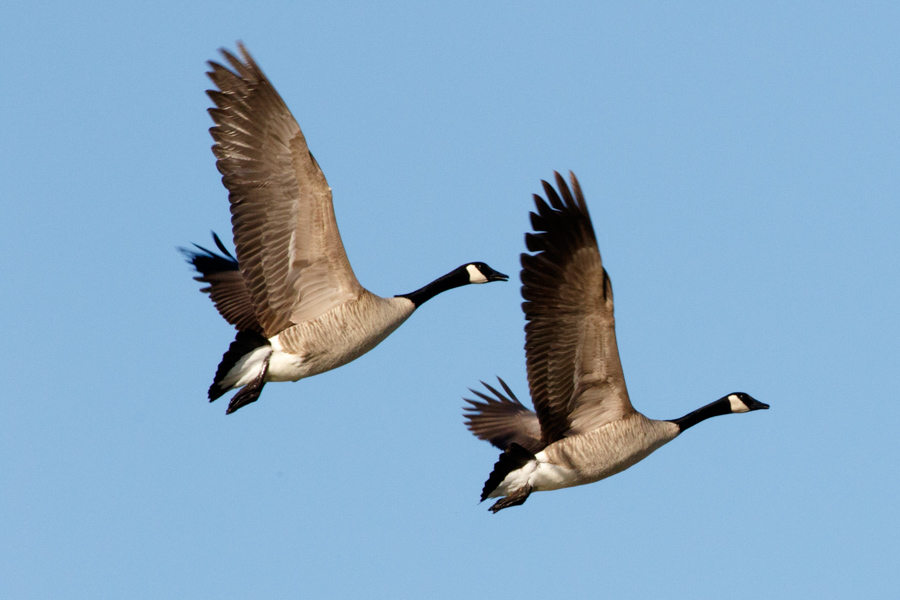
[490,459,538,498]
[222,345,272,390]
[728,394,749,413]
[267,334,305,382]
[466,264,489,284]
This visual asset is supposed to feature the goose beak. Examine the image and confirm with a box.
[747,398,769,411]
[476,264,508,282]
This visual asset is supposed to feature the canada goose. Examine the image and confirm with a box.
[464,172,767,512]
[183,44,507,414]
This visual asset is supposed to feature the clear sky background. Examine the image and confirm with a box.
[3,2,899,598]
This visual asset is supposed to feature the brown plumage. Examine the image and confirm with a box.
[184,233,263,335]
[522,173,635,445]
[464,378,542,453]
[206,43,363,337]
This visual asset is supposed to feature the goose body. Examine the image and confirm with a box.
[184,44,507,414]
[210,289,413,390]
[464,173,767,512]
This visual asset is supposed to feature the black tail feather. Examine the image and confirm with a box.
[489,485,533,513]
[481,443,535,504]
[226,353,270,414]
[209,330,270,401]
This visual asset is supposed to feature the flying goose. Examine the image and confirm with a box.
[464,172,767,512]
[184,44,507,414]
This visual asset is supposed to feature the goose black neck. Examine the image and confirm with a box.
[669,398,731,432]
[396,267,470,308]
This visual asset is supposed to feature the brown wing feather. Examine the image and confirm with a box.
[182,234,264,335]
[463,378,543,454]
[206,43,362,337]
[522,172,634,446]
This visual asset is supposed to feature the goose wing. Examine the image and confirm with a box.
[464,378,543,454]
[182,233,264,335]
[522,172,635,446]
[206,43,363,337]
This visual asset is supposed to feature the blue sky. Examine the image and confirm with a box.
[3,1,899,598]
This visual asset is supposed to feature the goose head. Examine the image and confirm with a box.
[465,262,509,284]
[724,392,769,414]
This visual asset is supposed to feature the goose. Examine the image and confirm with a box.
[183,44,507,414]
[463,172,767,512]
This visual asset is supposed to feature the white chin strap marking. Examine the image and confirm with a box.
[728,394,749,413]
[466,264,489,284]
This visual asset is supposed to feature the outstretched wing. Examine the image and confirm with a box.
[207,43,363,337]
[182,232,263,335]
[522,172,635,446]
[463,378,543,454]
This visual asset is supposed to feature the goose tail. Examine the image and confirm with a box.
[481,443,537,512]
[209,330,272,413]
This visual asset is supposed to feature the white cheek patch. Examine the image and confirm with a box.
[466,264,489,284]
[728,394,749,413]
